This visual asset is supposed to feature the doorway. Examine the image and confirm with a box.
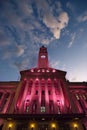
[38,123,48,130]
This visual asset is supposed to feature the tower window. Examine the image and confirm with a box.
[41,55,46,58]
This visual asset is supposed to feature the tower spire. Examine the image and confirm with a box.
[37,46,49,68]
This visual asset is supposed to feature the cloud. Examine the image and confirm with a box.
[67,74,87,82]
[77,11,87,22]
[0,0,70,72]
[55,1,62,13]
[15,45,25,57]
[0,0,53,46]
[14,58,29,70]
[68,33,76,48]
[0,38,11,46]
[66,74,77,81]
[0,0,69,49]
[3,51,12,59]
[43,12,69,39]
[50,60,60,68]
[17,0,33,16]
[84,43,87,49]
[71,77,77,81]
[41,38,54,45]
[61,64,66,71]
[0,29,11,46]
[66,2,75,13]
[35,0,69,39]
[2,45,25,60]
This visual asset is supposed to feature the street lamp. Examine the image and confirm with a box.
[51,123,56,130]
[74,123,78,130]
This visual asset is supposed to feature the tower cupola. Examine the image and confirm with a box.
[37,46,49,68]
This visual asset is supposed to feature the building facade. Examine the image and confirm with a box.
[0,46,87,130]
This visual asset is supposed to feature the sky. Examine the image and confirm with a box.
[0,0,87,82]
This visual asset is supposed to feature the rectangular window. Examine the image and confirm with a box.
[42,90,45,95]
[82,94,87,100]
[41,81,45,87]
[35,90,38,95]
[41,106,46,113]
[41,100,45,106]
[25,100,29,113]
[0,92,3,99]
[75,94,80,100]
[49,100,54,113]
[28,90,31,95]
[32,100,37,113]
[29,80,33,87]
[48,91,51,95]
[35,81,39,87]
[26,106,29,112]
[55,90,59,95]
[57,106,61,114]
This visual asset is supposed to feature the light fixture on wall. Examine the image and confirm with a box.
[30,123,35,130]
[8,123,12,130]
[74,123,78,130]
[51,123,56,130]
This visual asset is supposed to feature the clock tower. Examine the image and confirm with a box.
[37,46,49,68]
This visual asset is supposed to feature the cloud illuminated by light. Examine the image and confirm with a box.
[77,11,87,22]
[43,12,69,39]
[68,33,76,48]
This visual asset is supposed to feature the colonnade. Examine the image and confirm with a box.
[15,78,70,114]
[0,91,15,113]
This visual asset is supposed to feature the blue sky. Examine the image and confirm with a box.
[0,0,87,82]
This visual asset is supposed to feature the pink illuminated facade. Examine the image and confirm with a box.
[0,46,87,130]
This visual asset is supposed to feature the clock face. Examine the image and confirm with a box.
[41,55,46,58]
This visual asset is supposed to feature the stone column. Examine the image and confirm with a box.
[72,92,82,113]
[51,79,57,114]
[0,92,6,113]
[9,81,24,113]
[45,79,49,113]
[19,81,29,113]
[2,92,12,113]
[37,79,41,114]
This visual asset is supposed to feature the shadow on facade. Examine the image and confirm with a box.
[0,124,3,130]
